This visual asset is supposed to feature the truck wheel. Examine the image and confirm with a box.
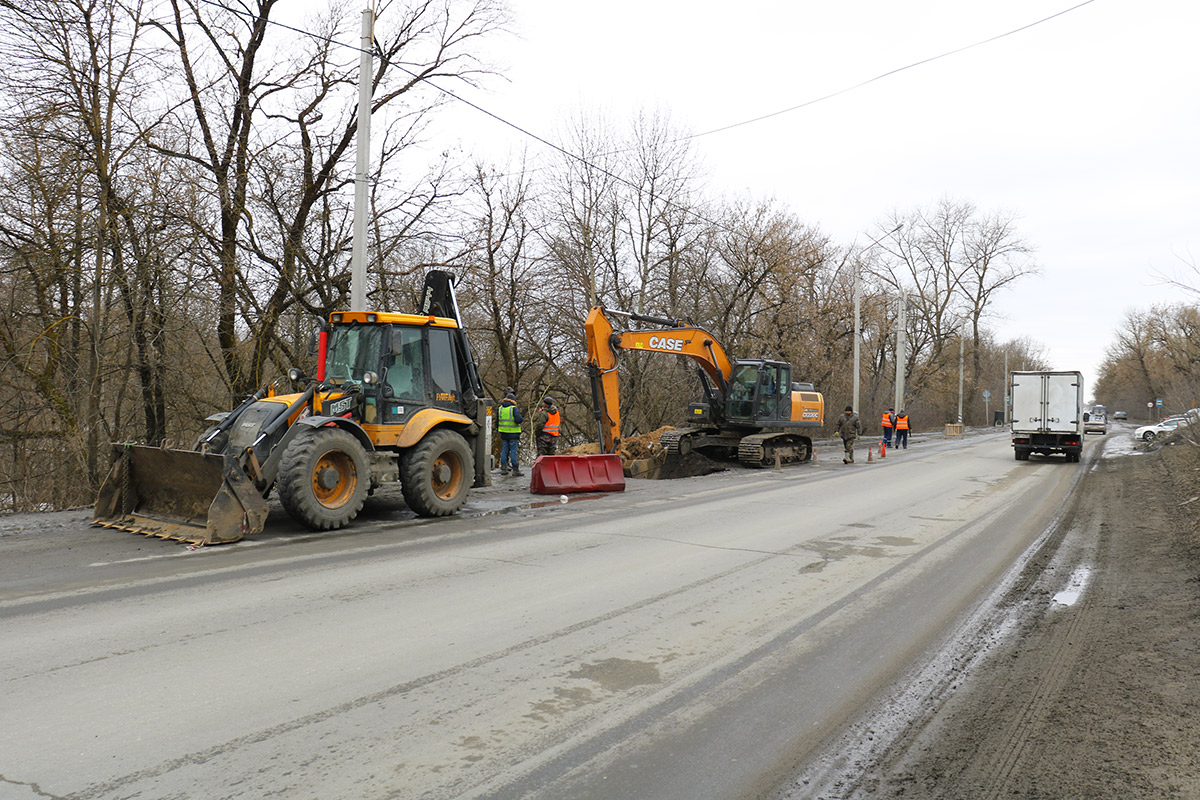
[401,429,473,517]
[278,427,369,530]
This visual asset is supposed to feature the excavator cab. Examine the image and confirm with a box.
[725,360,791,425]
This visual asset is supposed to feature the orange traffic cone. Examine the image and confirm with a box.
[880,441,887,458]
[867,446,875,463]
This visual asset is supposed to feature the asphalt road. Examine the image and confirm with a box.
[0,430,1096,800]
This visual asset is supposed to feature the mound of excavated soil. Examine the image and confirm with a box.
[562,427,725,479]
[561,427,676,461]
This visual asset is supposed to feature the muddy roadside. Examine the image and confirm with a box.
[790,435,1200,799]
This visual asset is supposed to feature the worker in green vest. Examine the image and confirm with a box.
[497,391,524,476]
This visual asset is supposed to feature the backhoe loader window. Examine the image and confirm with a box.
[325,324,384,386]
[386,326,425,401]
[428,328,462,407]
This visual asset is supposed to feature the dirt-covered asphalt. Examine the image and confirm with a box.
[787,431,1200,799]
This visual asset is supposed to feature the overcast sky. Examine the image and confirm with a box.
[314,0,1199,401]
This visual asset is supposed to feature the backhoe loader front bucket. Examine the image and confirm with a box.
[93,445,269,545]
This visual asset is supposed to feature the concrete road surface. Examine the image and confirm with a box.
[0,431,1090,799]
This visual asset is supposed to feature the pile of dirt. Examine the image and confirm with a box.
[561,427,674,461]
[561,427,724,479]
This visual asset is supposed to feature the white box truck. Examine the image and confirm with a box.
[1010,370,1084,462]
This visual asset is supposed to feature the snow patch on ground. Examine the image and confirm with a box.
[1100,434,1146,459]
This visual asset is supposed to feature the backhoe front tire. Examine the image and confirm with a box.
[401,429,474,517]
[278,427,369,531]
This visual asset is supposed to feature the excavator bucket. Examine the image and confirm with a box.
[529,454,626,494]
[93,445,269,546]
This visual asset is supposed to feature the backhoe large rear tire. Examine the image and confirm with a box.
[278,427,369,530]
[401,429,473,517]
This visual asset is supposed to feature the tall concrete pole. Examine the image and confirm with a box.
[350,7,374,311]
[958,333,964,424]
[852,266,861,413]
[1004,349,1010,424]
[851,224,901,414]
[894,291,907,412]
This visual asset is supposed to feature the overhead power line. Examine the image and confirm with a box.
[186,0,1100,244]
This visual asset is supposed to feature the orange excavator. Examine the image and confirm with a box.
[585,306,824,468]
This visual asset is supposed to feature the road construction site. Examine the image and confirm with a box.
[2,425,1197,800]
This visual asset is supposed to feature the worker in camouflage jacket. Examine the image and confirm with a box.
[835,405,862,464]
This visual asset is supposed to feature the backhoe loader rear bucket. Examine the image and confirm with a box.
[93,445,269,545]
[529,454,625,494]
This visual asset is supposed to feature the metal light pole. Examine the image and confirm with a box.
[350,6,375,311]
[851,223,902,413]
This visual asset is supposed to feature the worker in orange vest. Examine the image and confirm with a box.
[533,396,561,456]
[894,409,910,449]
[880,407,896,446]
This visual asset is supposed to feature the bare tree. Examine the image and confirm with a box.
[148,0,509,396]
[869,198,1037,423]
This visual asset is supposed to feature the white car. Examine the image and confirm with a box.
[1134,418,1189,441]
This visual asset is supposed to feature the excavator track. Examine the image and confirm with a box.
[738,433,812,468]
[658,427,702,455]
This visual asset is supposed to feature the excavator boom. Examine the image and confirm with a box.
[586,306,737,453]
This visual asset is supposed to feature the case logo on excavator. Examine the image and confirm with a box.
[647,336,685,351]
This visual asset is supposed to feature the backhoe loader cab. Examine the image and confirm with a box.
[94,271,491,546]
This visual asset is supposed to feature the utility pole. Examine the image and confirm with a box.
[350,6,375,311]
[851,223,901,413]
[1004,349,1010,424]
[958,333,964,424]
[894,291,907,413]
[853,266,861,413]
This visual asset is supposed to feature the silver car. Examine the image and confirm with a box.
[1134,418,1188,441]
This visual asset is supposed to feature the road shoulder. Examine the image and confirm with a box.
[851,439,1200,798]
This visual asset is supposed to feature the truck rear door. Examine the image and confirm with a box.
[1042,373,1082,433]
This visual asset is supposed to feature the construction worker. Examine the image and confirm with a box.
[835,405,861,463]
[894,409,910,449]
[496,391,524,476]
[880,407,896,446]
[533,396,561,456]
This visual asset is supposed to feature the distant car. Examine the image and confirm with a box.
[1084,412,1108,434]
[1134,418,1189,441]
[1113,410,1127,420]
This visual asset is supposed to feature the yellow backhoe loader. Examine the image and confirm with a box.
[94,271,491,545]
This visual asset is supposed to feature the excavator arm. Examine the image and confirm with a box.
[585,306,735,454]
